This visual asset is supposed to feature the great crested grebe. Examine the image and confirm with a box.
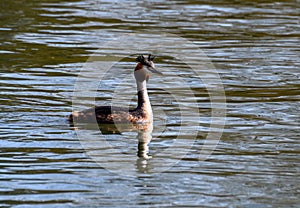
[69,54,162,124]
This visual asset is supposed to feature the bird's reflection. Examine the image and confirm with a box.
[70,120,153,173]
[104,122,153,160]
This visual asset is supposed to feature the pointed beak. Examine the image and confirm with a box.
[147,66,163,75]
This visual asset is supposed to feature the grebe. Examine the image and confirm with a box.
[69,54,162,124]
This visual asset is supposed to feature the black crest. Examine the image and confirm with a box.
[148,54,156,61]
[136,54,156,64]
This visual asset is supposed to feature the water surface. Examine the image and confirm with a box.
[0,0,299,207]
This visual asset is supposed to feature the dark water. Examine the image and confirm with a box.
[0,0,299,207]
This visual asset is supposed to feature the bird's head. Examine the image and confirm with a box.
[134,54,162,82]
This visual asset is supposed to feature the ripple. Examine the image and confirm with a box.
[0,0,299,207]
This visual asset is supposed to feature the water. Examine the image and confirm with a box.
[0,0,299,207]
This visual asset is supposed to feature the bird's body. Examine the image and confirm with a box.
[69,54,161,124]
[69,91,151,124]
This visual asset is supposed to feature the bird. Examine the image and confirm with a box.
[68,54,162,125]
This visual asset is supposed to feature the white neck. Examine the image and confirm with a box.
[136,80,153,121]
[136,79,147,92]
